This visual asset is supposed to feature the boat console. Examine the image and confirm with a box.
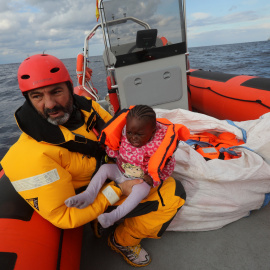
[80,0,190,113]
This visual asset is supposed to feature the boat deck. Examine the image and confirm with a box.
[80,203,270,270]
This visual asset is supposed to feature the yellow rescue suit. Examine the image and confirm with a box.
[1,95,115,228]
[1,98,186,246]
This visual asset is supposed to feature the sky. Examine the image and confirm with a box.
[0,0,269,64]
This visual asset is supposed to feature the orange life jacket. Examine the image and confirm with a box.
[188,132,245,160]
[99,107,190,183]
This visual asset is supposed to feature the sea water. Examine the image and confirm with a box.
[0,41,269,160]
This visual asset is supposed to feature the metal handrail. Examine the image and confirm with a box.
[81,1,152,93]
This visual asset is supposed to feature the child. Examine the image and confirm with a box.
[65,105,189,228]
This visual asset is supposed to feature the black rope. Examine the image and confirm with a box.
[190,84,270,110]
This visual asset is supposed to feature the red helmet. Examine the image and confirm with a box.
[18,54,73,93]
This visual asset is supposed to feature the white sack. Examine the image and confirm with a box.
[154,109,270,231]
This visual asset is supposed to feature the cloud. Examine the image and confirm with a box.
[188,22,269,47]
[0,0,10,12]
[0,0,269,64]
[188,10,259,28]
[0,19,12,30]
[228,5,237,12]
[0,0,99,64]
[187,5,270,47]
[191,12,211,20]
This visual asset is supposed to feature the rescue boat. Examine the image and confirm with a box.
[77,0,270,245]
[1,0,270,269]
[75,0,270,123]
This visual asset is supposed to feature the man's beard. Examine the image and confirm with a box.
[46,110,71,125]
[41,98,73,125]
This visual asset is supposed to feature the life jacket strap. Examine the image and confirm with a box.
[226,120,247,142]
[157,180,165,206]
[61,136,105,159]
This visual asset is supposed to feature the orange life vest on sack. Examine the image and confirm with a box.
[188,132,245,160]
[99,107,190,183]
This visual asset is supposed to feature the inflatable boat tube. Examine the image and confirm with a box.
[189,69,270,121]
[0,168,83,270]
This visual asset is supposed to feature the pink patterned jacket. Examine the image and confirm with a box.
[106,122,176,187]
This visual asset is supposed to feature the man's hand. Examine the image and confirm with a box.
[118,179,143,196]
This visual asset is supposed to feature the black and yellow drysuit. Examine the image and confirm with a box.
[1,95,186,246]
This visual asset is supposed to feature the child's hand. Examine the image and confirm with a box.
[143,174,153,187]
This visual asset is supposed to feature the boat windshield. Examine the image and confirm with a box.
[103,0,186,56]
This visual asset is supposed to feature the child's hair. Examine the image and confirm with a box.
[127,105,156,128]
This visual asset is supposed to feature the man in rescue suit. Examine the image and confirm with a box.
[0,54,186,267]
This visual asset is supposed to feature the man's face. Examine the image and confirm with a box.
[28,82,73,125]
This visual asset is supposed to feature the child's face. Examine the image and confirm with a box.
[126,117,155,147]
